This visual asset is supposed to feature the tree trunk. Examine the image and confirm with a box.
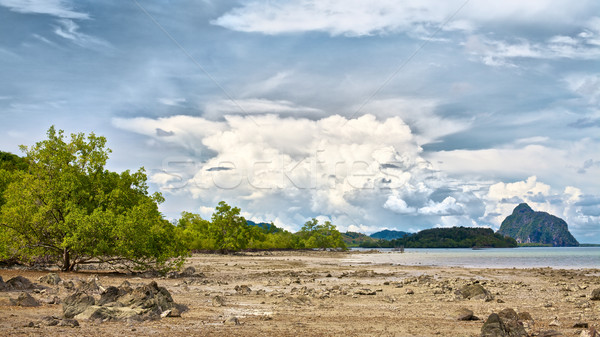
[62,247,70,272]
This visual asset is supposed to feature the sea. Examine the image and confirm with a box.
[346,247,600,269]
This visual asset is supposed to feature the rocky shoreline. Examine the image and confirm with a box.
[1,251,599,336]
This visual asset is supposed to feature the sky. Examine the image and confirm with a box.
[1,0,599,242]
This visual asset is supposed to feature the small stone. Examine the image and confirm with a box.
[405,288,414,295]
[573,322,589,329]
[538,330,564,337]
[590,288,600,301]
[549,319,561,327]
[455,307,475,321]
[224,316,240,325]
[212,295,225,307]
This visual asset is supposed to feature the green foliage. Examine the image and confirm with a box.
[298,218,347,250]
[0,126,186,272]
[176,205,345,252]
[359,227,517,248]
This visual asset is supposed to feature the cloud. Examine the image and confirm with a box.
[212,1,599,37]
[0,0,89,19]
[465,20,600,67]
[384,195,416,214]
[419,196,465,216]
[203,98,324,120]
[54,19,111,50]
[158,97,187,107]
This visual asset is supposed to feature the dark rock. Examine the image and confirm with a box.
[38,273,61,286]
[63,291,96,318]
[76,275,104,293]
[405,288,414,295]
[0,276,5,290]
[98,285,131,306]
[591,288,600,301]
[457,283,493,301]
[573,322,589,329]
[481,309,527,337]
[498,308,527,336]
[6,276,34,290]
[481,313,507,337]
[10,292,40,307]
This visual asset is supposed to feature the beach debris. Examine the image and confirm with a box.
[455,307,478,321]
[590,288,600,301]
[10,292,40,307]
[456,283,493,301]
[480,308,527,337]
[38,273,61,286]
[62,281,185,322]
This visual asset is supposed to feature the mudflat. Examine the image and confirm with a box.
[1,250,599,336]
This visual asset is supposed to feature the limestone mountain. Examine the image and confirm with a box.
[497,203,579,247]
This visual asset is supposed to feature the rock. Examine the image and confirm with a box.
[405,288,414,295]
[538,330,564,337]
[98,286,131,306]
[41,316,60,326]
[355,288,376,295]
[235,285,252,295]
[40,316,79,327]
[517,312,533,322]
[10,292,40,307]
[591,288,600,301]
[481,309,527,337]
[6,276,34,290]
[573,323,589,329]
[0,276,6,291]
[455,307,477,321]
[498,308,527,336]
[481,313,506,337]
[182,266,196,277]
[161,307,181,318]
[76,275,104,293]
[549,319,561,327]
[457,284,493,301]
[63,291,96,318]
[38,273,61,286]
[212,295,226,307]
[224,316,240,325]
[580,327,599,337]
[58,318,79,327]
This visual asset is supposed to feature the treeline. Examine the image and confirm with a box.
[177,203,346,252]
[358,227,518,248]
[0,127,345,273]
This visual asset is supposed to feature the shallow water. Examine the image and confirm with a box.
[347,247,600,269]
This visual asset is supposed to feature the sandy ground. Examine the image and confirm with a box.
[1,250,599,336]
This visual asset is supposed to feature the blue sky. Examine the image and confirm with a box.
[1,0,599,242]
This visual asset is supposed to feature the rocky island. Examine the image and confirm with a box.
[498,203,579,247]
